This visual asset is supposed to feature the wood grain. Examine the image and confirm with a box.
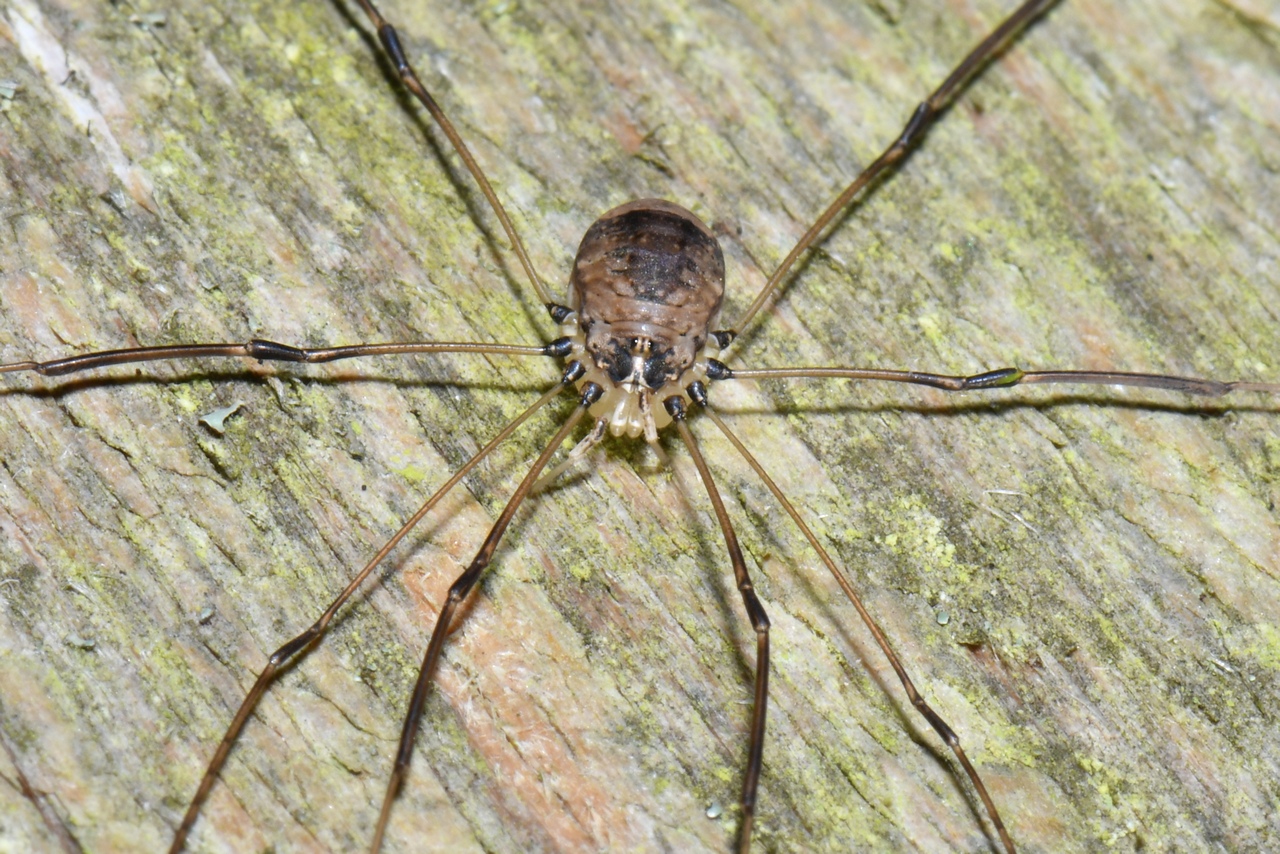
[1,0,1278,851]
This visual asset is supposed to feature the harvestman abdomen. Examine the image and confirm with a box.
[2,0,1280,850]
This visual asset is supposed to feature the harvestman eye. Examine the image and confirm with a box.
[2,0,1278,851]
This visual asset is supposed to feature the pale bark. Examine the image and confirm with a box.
[1,0,1278,852]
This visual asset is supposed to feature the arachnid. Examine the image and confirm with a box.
[1,0,1277,851]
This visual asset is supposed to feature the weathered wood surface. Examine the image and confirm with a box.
[1,0,1278,851]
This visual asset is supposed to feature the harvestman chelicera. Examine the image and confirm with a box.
[3,0,1277,851]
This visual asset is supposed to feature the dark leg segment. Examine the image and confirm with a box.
[729,0,1061,335]
[693,389,1015,854]
[349,0,552,307]
[715,362,1280,398]
[370,381,601,853]
[664,396,771,854]
[166,380,571,853]
[0,339,558,378]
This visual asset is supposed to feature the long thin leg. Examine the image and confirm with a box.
[665,396,771,854]
[713,362,1280,397]
[370,381,599,852]
[349,0,554,307]
[695,392,1016,854]
[532,416,608,493]
[167,377,572,853]
[729,0,1060,336]
[0,338,567,378]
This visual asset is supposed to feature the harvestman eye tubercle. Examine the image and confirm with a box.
[1,0,1277,851]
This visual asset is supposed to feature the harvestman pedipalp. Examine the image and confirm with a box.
[3,0,1279,851]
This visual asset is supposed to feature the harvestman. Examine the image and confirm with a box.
[3,0,1278,850]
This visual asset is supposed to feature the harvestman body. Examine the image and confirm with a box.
[3,0,1278,850]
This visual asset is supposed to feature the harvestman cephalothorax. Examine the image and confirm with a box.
[2,0,1280,850]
